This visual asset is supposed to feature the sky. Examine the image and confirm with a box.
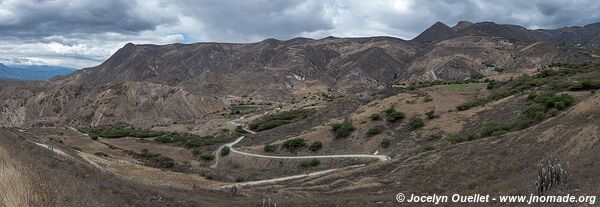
[1,0,600,69]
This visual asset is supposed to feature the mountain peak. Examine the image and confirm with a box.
[452,20,474,31]
[411,21,454,43]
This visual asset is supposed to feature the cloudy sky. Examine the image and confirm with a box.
[1,0,600,69]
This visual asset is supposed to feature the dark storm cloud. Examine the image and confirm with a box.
[173,0,334,41]
[2,0,600,68]
[0,0,176,38]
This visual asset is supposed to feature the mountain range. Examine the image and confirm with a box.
[0,63,75,80]
[1,20,600,128]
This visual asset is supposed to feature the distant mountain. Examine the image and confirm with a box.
[0,64,75,80]
[2,20,600,128]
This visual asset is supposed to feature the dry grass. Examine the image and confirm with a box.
[0,147,36,207]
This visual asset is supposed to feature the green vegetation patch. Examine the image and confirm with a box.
[408,116,425,131]
[220,146,230,156]
[299,158,320,167]
[264,144,277,152]
[308,141,323,152]
[456,62,600,111]
[230,105,255,115]
[433,83,488,91]
[331,120,355,138]
[481,122,512,137]
[380,138,391,148]
[384,107,405,122]
[369,113,381,121]
[140,149,175,168]
[249,109,315,131]
[447,133,477,144]
[282,138,306,151]
[367,126,383,135]
[81,128,166,139]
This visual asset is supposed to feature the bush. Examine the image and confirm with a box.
[308,141,322,152]
[140,149,174,168]
[457,97,488,111]
[367,126,382,135]
[90,134,98,140]
[154,135,173,143]
[232,126,248,137]
[282,138,306,151]
[264,144,277,152]
[385,108,405,122]
[380,138,391,148]
[331,120,355,138]
[516,92,574,129]
[447,134,477,144]
[481,122,512,137]
[94,152,109,157]
[369,113,381,121]
[200,154,215,161]
[220,146,230,156]
[568,79,600,91]
[81,128,166,139]
[408,116,425,131]
[249,109,315,131]
[425,110,438,119]
[152,156,175,168]
[417,144,435,153]
[298,159,320,167]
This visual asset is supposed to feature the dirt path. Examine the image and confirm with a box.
[214,120,390,165]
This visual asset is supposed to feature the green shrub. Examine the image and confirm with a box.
[94,152,109,157]
[298,159,320,167]
[481,122,512,137]
[369,113,381,121]
[154,135,173,143]
[417,144,435,153]
[516,92,574,129]
[249,109,315,131]
[282,138,306,151]
[220,146,230,156]
[264,144,277,152]
[381,107,406,122]
[140,149,175,168]
[308,141,322,152]
[380,138,391,148]
[141,149,159,158]
[90,134,98,140]
[233,126,248,137]
[331,120,355,138]
[200,154,215,161]
[447,134,477,144]
[569,79,600,91]
[367,126,382,135]
[81,128,166,139]
[425,110,438,119]
[384,107,396,114]
[183,136,217,148]
[152,156,175,168]
[428,133,443,141]
[457,97,488,111]
[408,116,425,131]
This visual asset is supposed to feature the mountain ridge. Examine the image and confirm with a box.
[2,20,600,128]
